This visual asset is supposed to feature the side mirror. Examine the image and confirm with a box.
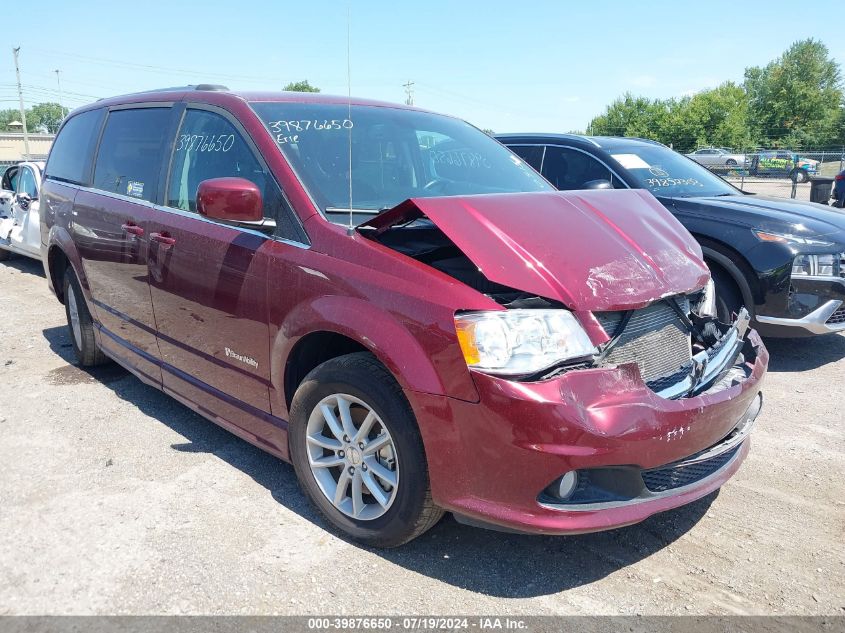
[583,179,613,190]
[196,177,263,222]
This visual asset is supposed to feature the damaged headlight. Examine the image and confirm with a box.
[454,310,596,375]
[696,279,717,318]
[791,254,841,278]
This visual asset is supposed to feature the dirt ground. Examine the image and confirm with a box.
[0,255,843,616]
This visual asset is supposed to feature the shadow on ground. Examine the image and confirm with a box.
[2,254,45,279]
[42,324,714,598]
[764,333,845,372]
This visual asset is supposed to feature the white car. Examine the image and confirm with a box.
[0,161,45,261]
[685,148,748,171]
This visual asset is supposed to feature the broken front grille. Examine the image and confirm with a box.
[595,298,692,385]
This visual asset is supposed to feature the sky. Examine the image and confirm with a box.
[1,0,843,133]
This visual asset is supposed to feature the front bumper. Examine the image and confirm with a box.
[410,328,767,535]
[756,277,845,336]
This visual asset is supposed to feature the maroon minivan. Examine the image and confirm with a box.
[40,87,767,546]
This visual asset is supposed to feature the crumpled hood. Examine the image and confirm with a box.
[360,190,709,312]
[666,194,845,244]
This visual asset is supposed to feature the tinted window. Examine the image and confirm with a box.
[3,166,19,192]
[508,145,544,171]
[541,147,617,190]
[18,167,38,198]
[167,108,306,242]
[45,109,103,185]
[250,102,550,221]
[93,108,172,202]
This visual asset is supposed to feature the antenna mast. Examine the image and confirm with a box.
[346,4,354,235]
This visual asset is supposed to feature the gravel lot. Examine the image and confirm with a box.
[1,255,843,616]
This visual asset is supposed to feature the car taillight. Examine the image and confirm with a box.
[835,174,845,181]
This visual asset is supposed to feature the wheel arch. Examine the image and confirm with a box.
[271,296,464,420]
[45,227,89,305]
[694,235,758,316]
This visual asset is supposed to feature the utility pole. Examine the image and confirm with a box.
[55,69,65,120]
[403,80,414,106]
[12,47,31,160]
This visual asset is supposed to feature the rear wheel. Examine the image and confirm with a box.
[63,267,109,366]
[0,248,10,261]
[709,264,743,324]
[289,352,443,547]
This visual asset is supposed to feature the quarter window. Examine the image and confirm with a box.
[93,108,172,202]
[45,108,104,185]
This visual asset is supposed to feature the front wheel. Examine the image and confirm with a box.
[289,352,443,547]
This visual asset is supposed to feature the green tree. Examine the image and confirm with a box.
[283,80,320,93]
[27,102,65,134]
[683,82,754,150]
[0,108,19,131]
[587,39,843,151]
[744,38,843,148]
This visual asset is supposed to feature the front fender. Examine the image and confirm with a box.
[270,295,479,419]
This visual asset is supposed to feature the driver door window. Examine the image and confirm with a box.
[18,167,38,199]
[167,108,305,242]
[541,147,618,190]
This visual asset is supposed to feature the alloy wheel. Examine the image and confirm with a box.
[305,393,399,521]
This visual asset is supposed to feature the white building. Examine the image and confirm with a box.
[0,132,54,162]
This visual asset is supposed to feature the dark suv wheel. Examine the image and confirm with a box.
[289,352,443,547]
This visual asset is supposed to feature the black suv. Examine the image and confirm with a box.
[498,134,845,337]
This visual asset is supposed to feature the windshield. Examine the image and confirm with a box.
[250,102,551,222]
[609,145,739,197]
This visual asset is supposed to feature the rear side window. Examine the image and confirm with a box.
[508,145,544,172]
[93,108,172,202]
[45,109,103,185]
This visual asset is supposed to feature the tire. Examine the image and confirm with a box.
[709,264,744,324]
[289,352,443,547]
[790,169,809,184]
[0,248,9,261]
[725,159,737,167]
[63,267,109,367]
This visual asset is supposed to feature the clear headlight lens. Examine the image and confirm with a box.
[454,310,596,375]
[791,254,840,278]
[696,279,717,318]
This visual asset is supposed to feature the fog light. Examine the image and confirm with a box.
[555,471,578,500]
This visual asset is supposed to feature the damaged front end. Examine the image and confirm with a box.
[359,189,759,400]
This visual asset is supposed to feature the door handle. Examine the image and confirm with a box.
[121,222,144,237]
[150,232,176,247]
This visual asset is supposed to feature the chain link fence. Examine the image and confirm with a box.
[685,148,845,203]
